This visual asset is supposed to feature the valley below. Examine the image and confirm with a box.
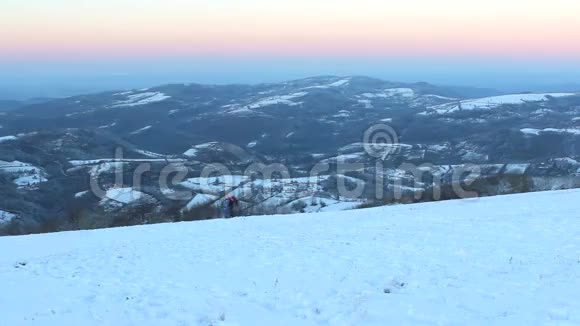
[1,76,579,235]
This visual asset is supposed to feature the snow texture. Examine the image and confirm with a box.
[286,196,360,213]
[112,92,170,108]
[303,78,351,89]
[74,191,89,198]
[102,187,144,204]
[130,126,152,135]
[134,149,166,159]
[360,88,415,99]
[245,92,308,109]
[183,142,224,157]
[180,175,249,194]
[521,128,580,136]
[69,159,184,169]
[1,190,579,325]
[357,99,374,109]
[185,194,220,210]
[183,148,199,157]
[88,162,125,178]
[425,93,576,115]
[0,210,16,224]
[0,160,48,187]
[98,122,117,129]
[0,135,18,143]
[247,141,258,148]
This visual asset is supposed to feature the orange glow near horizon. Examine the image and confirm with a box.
[2,0,580,60]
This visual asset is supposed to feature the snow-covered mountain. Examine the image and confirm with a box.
[421,93,577,115]
[0,76,579,235]
[2,76,577,156]
[1,189,579,325]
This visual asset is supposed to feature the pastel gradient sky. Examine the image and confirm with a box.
[2,0,580,98]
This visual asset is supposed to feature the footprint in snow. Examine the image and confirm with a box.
[384,279,406,294]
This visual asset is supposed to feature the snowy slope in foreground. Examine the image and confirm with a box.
[1,190,579,326]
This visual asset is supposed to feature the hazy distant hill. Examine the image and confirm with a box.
[0,98,55,112]
[0,100,22,112]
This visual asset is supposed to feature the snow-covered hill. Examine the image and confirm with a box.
[422,92,577,115]
[1,189,579,325]
[1,76,579,235]
[0,160,48,188]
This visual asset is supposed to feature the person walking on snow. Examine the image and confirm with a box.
[223,195,239,218]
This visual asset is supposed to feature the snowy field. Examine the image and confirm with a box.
[0,160,48,188]
[0,210,16,225]
[111,92,170,108]
[423,93,577,115]
[1,190,579,325]
[521,128,580,136]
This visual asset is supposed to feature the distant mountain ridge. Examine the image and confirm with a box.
[0,98,56,112]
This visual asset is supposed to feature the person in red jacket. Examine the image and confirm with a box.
[223,195,240,218]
